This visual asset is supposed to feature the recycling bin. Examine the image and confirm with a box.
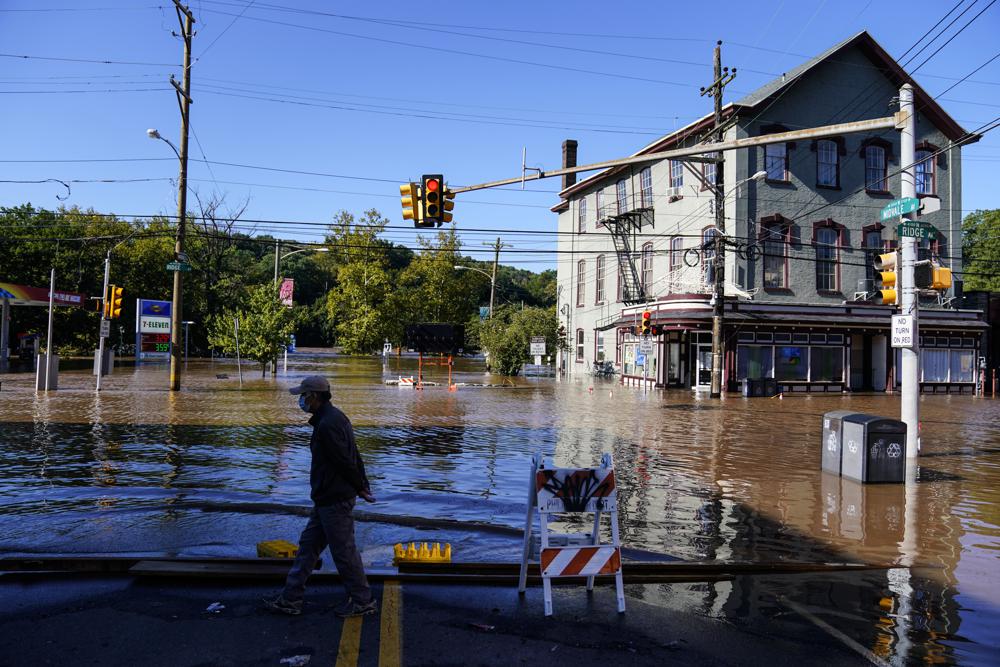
[840,414,907,484]
[821,410,854,474]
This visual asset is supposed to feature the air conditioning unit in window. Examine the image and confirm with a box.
[666,186,683,199]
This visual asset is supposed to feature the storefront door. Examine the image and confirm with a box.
[695,345,713,389]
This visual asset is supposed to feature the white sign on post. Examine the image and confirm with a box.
[891,315,914,348]
[639,336,653,353]
[99,319,110,339]
[530,336,546,356]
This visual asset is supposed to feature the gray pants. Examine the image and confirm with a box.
[282,500,371,604]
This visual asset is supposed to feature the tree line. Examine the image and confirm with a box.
[1,201,559,374]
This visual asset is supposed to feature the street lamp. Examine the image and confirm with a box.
[454,265,495,318]
[147,125,189,392]
[274,244,329,283]
[182,321,194,361]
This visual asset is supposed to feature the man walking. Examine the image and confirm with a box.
[264,375,377,617]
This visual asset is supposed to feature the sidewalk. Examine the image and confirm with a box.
[0,574,872,666]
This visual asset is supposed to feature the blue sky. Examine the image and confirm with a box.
[1,1,997,270]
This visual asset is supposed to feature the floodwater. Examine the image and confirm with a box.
[1,353,998,664]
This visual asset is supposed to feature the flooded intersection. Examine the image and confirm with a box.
[1,354,998,664]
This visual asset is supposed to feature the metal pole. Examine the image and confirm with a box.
[0,297,9,373]
[96,254,110,392]
[169,1,194,392]
[44,268,55,391]
[273,240,280,283]
[184,322,189,361]
[899,84,919,459]
[710,41,726,398]
[234,317,243,388]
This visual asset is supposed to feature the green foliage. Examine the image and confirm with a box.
[397,227,477,325]
[478,305,558,376]
[207,283,294,376]
[962,209,1000,292]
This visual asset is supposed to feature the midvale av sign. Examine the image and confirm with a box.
[136,299,172,360]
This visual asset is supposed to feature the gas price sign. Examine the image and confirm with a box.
[140,333,171,353]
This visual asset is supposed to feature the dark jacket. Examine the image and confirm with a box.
[308,401,369,506]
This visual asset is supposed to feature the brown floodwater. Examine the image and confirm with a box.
[1,353,998,664]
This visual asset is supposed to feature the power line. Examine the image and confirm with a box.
[0,52,178,67]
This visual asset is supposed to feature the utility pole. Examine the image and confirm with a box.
[169,0,194,392]
[899,84,919,459]
[702,41,736,398]
[487,237,505,318]
[96,254,110,392]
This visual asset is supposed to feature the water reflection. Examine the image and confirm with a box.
[0,356,998,662]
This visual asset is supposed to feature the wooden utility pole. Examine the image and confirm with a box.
[701,41,736,399]
[487,237,505,318]
[169,0,194,392]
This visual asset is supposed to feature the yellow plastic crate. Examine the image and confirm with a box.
[393,542,452,565]
[256,539,298,559]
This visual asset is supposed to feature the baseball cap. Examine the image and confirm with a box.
[288,375,331,395]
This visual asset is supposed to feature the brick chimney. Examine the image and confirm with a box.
[561,139,578,191]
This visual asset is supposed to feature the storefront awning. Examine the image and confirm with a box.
[0,282,87,308]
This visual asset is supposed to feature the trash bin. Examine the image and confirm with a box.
[821,410,854,474]
[840,414,907,484]
[761,378,779,396]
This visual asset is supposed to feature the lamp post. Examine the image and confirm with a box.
[454,265,495,318]
[147,123,189,392]
[273,244,329,283]
[709,169,767,398]
[182,320,194,361]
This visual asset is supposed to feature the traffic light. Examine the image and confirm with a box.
[650,324,661,336]
[105,285,124,319]
[400,182,422,226]
[873,252,897,306]
[640,310,652,335]
[442,186,455,224]
[931,266,952,291]
[421,174,443,227]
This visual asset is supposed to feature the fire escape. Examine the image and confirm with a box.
[596,198,654,305]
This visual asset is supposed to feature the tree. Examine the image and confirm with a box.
[962,209,1000,292]
[208,283,294,377]
[479,305,558,375]
[397,226,478,326]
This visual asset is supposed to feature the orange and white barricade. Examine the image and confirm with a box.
[518,452,624,616]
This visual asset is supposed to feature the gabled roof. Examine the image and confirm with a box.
[553,30,968,210]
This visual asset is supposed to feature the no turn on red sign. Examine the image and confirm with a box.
[891,315,914,348]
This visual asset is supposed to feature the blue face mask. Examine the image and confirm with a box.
[298,394,310,413]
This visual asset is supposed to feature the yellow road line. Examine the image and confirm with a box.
[379,580,402,667]
[335,615,363,667]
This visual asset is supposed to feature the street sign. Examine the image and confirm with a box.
[897,221,935,240]
[891,315,914,348]
[918,197,941,215]
[166,261,192,272]
[530,336,546,356]
[635,353,646,367]
[639,336,653,353]
[880,197,920,221]
[99,319,110,339]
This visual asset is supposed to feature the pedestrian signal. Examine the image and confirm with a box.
[421,174,443,227]
[873,252,897,306]
[931,266,952,291]
[640,310,652,335]
[400,182,422,225]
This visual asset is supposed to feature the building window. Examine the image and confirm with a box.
[815,226,838,291]
[817,139,839,187]
[865,145,888,192]
[762,222,788,289]
[595,255,606,304]
[775,346,808,380]
[639,167,653,207]
[670,236,683,272]
[703,227,717,285]
[669,160,683,188]
[864,228,883,289]
[616,261,624,302]
[576,329,584,362]
[596,189,605,227]
[576,260,585,307]
[765,143,787,181]
[736,346,774,380]
[577,197,587,233]
[641,242,653,292]
[702,155,717,191]
[810,347,844,382]
[616,178,628,214]
[916,149,934,195]
[595,332,605,363]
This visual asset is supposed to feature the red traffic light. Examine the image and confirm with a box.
[642,311,651,319]
[425,178,440,192]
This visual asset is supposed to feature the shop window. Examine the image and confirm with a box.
[737,345,774,380]
[950,349,974,382]
[775,346,808,380]
[810,347,844,382]
[923,349,949,382]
